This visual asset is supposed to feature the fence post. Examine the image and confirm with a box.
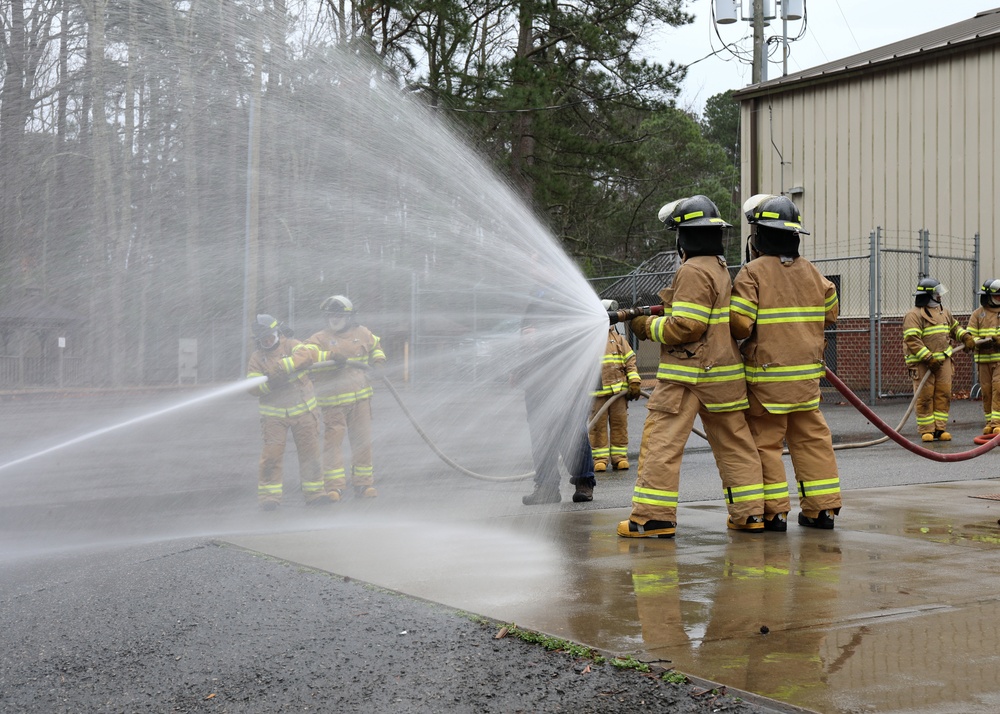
[920,228,930,278]
[974,232,981,311]
[410,272,418,382]
[869,228,878,405]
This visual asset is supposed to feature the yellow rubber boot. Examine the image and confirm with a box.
[594,462,608,472]
[921,433,934,442]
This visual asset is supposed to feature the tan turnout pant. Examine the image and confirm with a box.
[321,399,374,491]
[746,392,842,516]
[258,410,324,505]
[910,359,953,434]
[630,383,764,525]
[588,394,629,467]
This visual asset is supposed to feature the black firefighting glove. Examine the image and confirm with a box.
[627,381,642,401]
[928,357,944,373]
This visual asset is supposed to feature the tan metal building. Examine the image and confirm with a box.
[733,7,1000,319]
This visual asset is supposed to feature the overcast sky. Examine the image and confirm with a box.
[648,0,992,113]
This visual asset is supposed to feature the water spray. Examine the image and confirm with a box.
[0,378,266,475]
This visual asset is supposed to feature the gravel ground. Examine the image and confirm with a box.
[0,540,777,714]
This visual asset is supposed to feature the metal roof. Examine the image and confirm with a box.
[597,251,681,307]
[734,7,1000,99]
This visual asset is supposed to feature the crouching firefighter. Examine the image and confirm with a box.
[246,314,326,510]
[619,195,766,539]
[730,194,842,530]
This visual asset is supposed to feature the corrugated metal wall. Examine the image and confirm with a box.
[740,45,999,316]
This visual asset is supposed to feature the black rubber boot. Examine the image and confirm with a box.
[798,509,836,529]
[763,512,788,532]
[727,514,765,532]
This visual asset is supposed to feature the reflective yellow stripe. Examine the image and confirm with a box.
[759,397,821,414]
[756,306,827,324]
[730,296,757,319]
[745,363,825,383]
[764,482,790,499]
[632,486,678,507]
[657,362,746,384]
[258,397,318,417]
[665,301,711,326]
[798,477,840,497]
[702,397,750,412]
[725,483,764,503]
[316,386,375,407]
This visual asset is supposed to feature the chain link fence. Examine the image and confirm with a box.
[587,230,980,404]
[0,231,981,396]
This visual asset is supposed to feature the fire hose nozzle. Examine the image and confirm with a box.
[608,304,665,325]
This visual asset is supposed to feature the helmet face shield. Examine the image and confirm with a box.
[980,278,1000,307]
[258,331,280,350]
[320,294,353,314]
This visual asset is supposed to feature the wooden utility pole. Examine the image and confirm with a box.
[752,0,765,84]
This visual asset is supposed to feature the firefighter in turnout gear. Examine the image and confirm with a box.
[589,300,642,472]
[730,194,843,531]
[902,278,975,441]
[966,278,1000,435]
[304,295,386,500]
[619,195,765,538]
[246,314,325,510]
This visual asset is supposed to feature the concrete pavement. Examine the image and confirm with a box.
[225,394,1000,714]
[5,386,1000,713]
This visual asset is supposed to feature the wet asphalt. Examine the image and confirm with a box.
[2,385,1000,712]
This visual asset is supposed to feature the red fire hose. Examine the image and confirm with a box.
[824,368,1000,462]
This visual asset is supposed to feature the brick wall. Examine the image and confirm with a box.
[827,315,975,398]
[634,315,977,401]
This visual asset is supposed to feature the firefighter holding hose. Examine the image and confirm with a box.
[967,278,1000,436]
[589,300,643,472]
[304,295,386,501]
[903,278,976,442]
[730,194,842,531]
[246,314,325,510]
[619,195,766,538]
